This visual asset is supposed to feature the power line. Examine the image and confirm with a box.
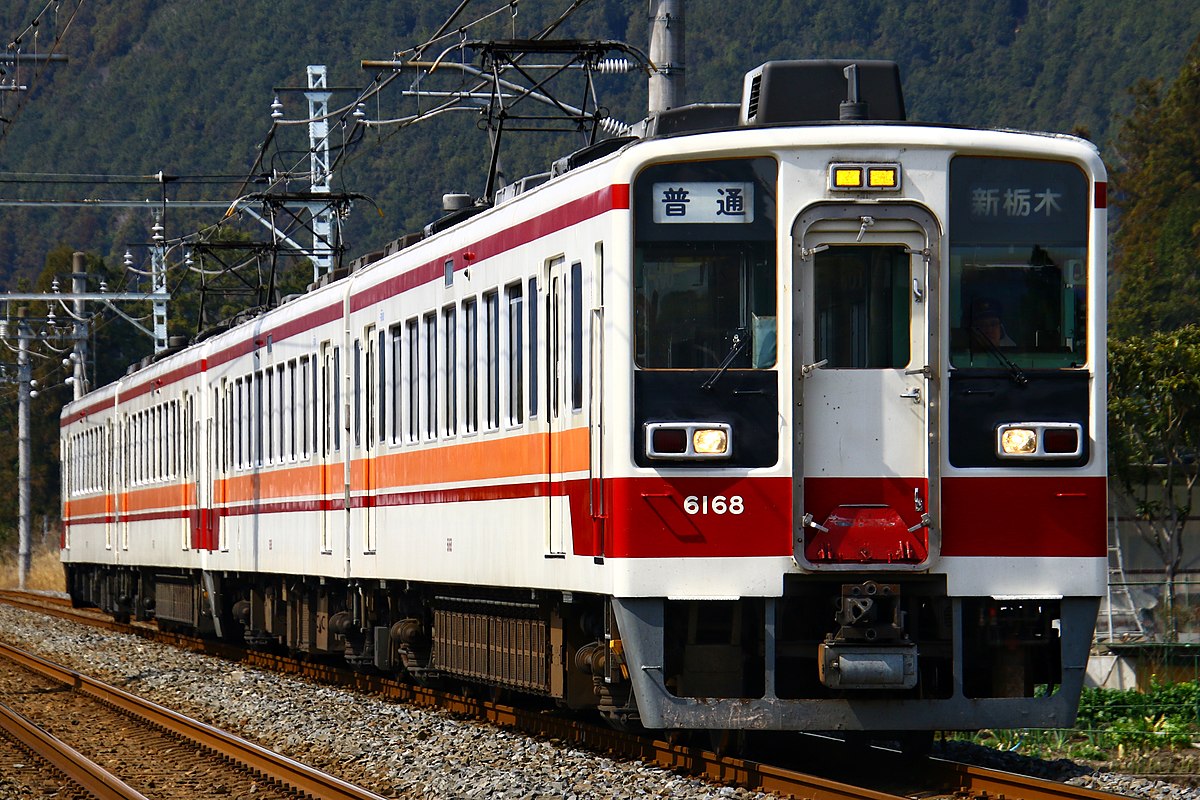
[1,0,86,142]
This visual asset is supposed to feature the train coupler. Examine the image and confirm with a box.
[817,642,918,689]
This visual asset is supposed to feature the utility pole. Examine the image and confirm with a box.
[16,310,31,590]
[3,267,167,588]
[648,0,685,113]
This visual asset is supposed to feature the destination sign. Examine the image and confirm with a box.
[950,156,1087,245]
[651,181,756,224]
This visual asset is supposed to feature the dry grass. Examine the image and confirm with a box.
[0,544,66,592]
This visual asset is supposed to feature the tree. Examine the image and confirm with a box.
[1109,33,1200,337]
[1107,326,1200,640]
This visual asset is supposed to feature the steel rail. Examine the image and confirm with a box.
[0,640,388,800]
[931,758,1128,800]
[0,699,150,800]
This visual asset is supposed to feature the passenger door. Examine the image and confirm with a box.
[545,257,569,556]
[792,204,940,569]
[320,341,339,558]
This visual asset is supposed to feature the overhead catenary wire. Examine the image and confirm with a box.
[7,0,609,345]
[0,0,87,143]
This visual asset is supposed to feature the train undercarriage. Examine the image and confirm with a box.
[63,563,1097,733]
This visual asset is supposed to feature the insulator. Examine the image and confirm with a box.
[598,116,632,137]
[353,103,366,119]
[596,57,633,75]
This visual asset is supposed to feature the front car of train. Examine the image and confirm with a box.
[604,60,1106,734]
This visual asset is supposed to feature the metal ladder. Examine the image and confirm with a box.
[1095,506,1146,643]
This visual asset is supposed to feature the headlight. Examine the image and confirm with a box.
[996,423,1083,459]
[646,422,732,460]
[1000,427,1038,455]
[692,428,729,455]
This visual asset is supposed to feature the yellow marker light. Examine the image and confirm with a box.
[868,167,898,188]
[830,163,901,192]
[692,428,729,455]
[1000,428,1038,455]
[833,167,863,188]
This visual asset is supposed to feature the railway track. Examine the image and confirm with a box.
[0,590,1129,800]
[0,633,388,800]
[0,696,145,800]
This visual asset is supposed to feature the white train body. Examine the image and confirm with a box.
[62,61,1106,733]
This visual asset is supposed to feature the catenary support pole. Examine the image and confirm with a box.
[648,0,685,114]
[17,310,31,590]
[72,252,88,401]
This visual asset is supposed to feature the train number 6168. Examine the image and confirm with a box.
[683,495,745,515]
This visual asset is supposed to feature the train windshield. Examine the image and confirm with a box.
[632,157,778,370]
[948,156,1090,370]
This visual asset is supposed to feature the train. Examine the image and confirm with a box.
[60,58,1107,742]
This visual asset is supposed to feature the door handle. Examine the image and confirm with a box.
[801,359,828,378]
[900,386,921,403]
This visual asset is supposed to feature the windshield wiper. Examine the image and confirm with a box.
[702,328,750,391]
[970,327,1028,385]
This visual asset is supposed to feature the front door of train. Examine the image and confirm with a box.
[792,204,940,570]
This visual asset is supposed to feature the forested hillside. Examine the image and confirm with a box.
[1,0,1198,287]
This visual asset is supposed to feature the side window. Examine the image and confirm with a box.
[405,318,418,443]
[389,324,403,444]
[319,343,332,457]
[484,290,500,430]
[424,312,438,440]
[570,261,583,412]
[295,359,305,458]
[266,367,275,463]
[464,299,478,434]
[443,305,457,437]
[234,378,243,468]
[279,364,289,461]
[528,276,539,418]
[254,370,264,466]
[507,282,524,425]
[377,329,386,444]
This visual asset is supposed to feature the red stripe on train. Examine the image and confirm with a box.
[64,472,1106,560]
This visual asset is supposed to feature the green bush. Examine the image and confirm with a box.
[953,679,1200,756]
[1075,679,1199,750]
